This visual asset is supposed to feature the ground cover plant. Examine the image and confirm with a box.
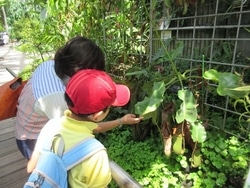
[97,123,250,188]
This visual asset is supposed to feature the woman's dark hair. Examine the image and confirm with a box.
[54,36,105,80]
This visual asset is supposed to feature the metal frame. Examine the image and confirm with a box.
[150,0,250,138]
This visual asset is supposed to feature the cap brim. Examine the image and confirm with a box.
[112,84,130,106]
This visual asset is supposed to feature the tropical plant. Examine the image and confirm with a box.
[124,40,207,168]
[203,68,250,137]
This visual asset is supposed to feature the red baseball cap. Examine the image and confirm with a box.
[65,69,130,115]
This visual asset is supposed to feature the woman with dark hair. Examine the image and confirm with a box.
[54,36,105,80]
[15,36,142,160]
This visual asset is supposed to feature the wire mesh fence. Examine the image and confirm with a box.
[150,0,250,139]
[103,0,250,139]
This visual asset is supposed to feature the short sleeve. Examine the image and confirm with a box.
[35,92,68,119]
[33,119,62,153]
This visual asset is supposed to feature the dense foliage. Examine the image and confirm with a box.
[97,125,250,187]
[1,0,250,187]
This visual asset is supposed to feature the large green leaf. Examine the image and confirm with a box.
[175,90,198,124]
[135,81,165,119]
[217,72,246,98]
[190,121,207,143]
[203,69,248,99]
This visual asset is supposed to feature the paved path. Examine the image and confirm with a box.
[0,44,32,86]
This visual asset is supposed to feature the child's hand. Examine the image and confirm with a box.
[120,114,143,125]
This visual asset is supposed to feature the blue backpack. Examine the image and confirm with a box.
[24,135,105,188]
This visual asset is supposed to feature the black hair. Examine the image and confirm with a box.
[64,92,110,117]
[54,36,105,80]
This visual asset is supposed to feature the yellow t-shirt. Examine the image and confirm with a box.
[34,110,112,188]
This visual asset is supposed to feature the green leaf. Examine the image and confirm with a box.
[190,121,207,143]
[203,69,219,81]
[175,90,198,123]
[203,69,248,99]
[216,72,246,98]
[135,82,165,119]
[171,41,184,60]
[125,70,148,77]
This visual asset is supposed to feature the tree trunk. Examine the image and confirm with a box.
[1,6,8,32]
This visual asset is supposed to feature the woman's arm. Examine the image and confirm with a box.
[27,151,40,173]
[93,114,143,133]
[26,119,59,173]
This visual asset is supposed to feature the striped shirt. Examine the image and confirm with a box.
[15,60,68,140]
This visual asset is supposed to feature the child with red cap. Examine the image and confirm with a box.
[15,36,143,160]
[27,69,131,187]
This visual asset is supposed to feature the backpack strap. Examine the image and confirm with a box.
[51,134,65,158]
[61,137,105,170]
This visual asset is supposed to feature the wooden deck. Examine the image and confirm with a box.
[0,117,29,187]
[0,44,32,187]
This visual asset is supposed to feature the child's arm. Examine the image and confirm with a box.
[26,119,59,173]
[93,114,143,133]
